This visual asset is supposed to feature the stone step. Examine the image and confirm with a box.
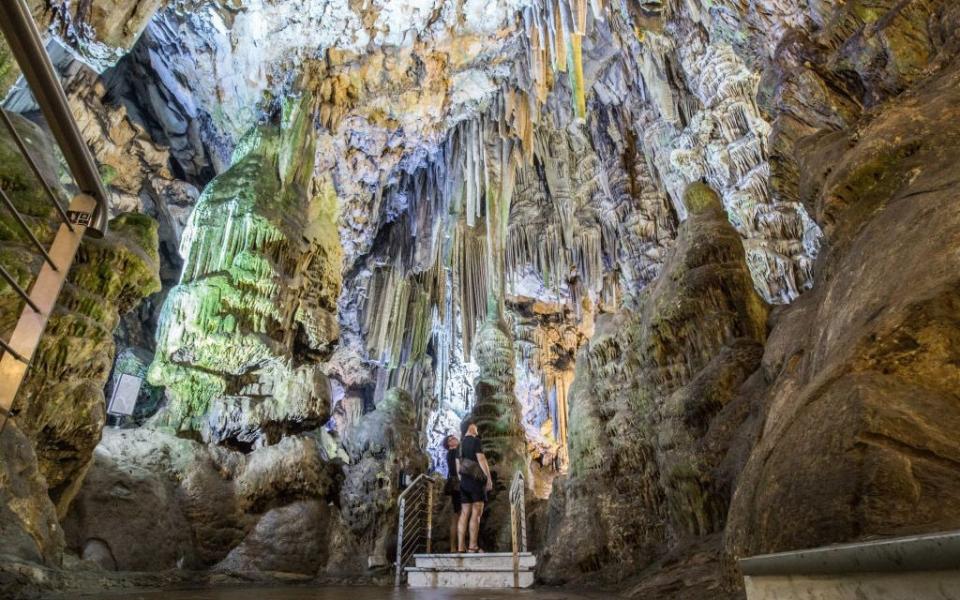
[413,552,536,570]
[406,566,535,589]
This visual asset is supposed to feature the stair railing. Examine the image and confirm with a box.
[509,469,528,588]
[0,0,110,431]
[394,473,437,586]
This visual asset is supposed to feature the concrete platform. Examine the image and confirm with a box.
[406,553,536,589]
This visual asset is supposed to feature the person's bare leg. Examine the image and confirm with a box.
[457,504,470,552]
[450,512,459,552]
[469,501,484,550]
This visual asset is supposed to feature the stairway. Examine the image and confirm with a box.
[406,552,536,588]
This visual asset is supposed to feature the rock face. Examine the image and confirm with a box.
[341,388,429,568]
[541,1,960,596]
[64,387,427,577]
[540,183,768,596]
[3,0,960,597]
[0,423,64,573]
[216,500,333,576]
[725,32,960,562]
[63,428,341,574]
[27,0,167,68]
[0,111,160,593]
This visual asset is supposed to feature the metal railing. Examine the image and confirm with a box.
[394,473,437,586]
[739,530,960,577]
[509,469,528,588]
[0,0,109,236]
[738,530,960,599]
[0,0,110,431]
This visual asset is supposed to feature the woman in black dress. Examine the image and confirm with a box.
[456,422,493,553]
[443,434,461,552]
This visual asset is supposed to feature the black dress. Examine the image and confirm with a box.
[458,435,487,503]
[445,448,462,514]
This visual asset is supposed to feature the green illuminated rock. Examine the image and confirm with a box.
[148,94,342,443]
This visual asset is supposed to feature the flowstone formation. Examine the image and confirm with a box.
[147,94,341,445]
[540,182,768,596]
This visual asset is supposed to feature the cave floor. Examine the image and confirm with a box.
[59,585,610,600]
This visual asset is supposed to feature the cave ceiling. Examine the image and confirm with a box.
[9,0,821,473]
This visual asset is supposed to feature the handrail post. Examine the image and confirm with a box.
[512,502,520,588]
[520,476,527,552]
[425,480,434,554]
[395,496,406,587]
[509,470,526,588]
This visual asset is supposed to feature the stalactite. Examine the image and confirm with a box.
[361,258,444,368]
[518,0,607,120]
[452,222,489,359]
[461,118,486,229]
[570,35,587,119]
[547,370,573,469]
[552,0,567,73]
[573,227,602,293]
[505,89,536,160]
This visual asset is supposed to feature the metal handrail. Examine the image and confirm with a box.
[0,109,74,231]
[739,530,960,577]
[0,0,109,237]
[0,186,60,269]
[0,0,111,431]
[509,469,528,588]
[395,473,437,587]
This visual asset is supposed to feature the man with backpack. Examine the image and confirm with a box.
[456,422,493,553]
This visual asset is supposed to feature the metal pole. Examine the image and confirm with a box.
[395,496,406,587]
[0,337,28,363]
[520,474,527,552]
[512,503,519,588]
[426,480,434,554]
[0,263,41,313]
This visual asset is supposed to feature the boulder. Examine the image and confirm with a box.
[214,500,332,577]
